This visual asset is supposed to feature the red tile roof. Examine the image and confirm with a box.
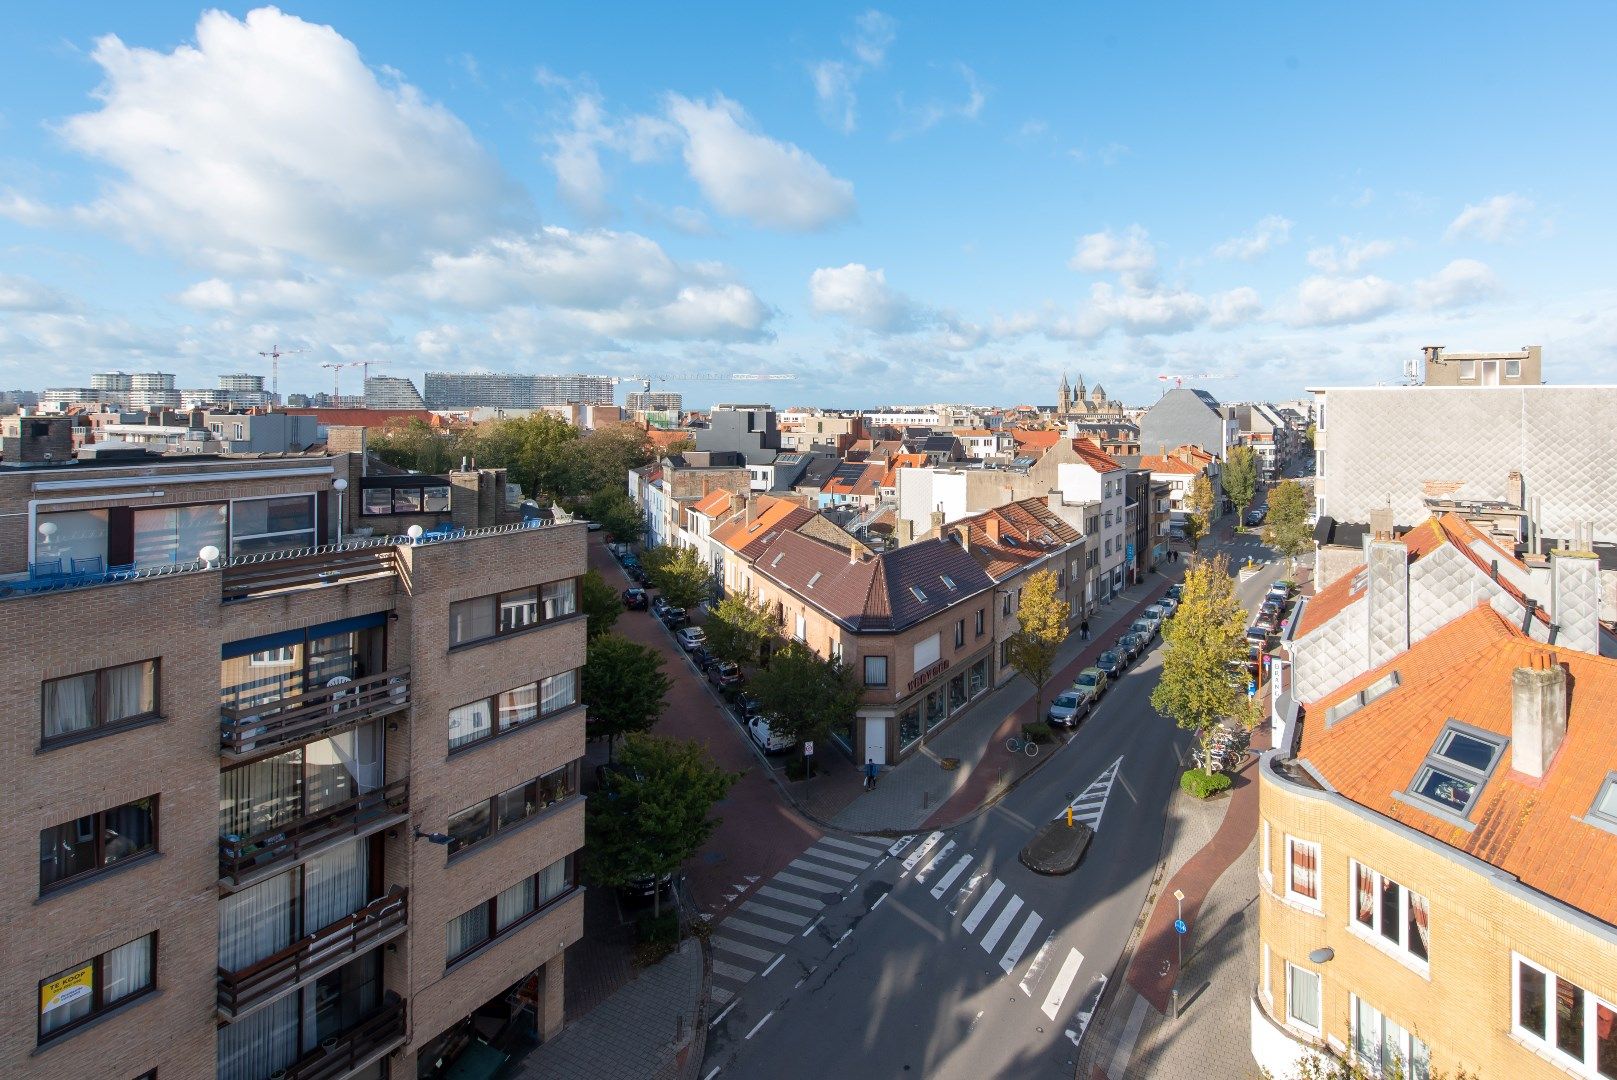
[691,490,734,517]
[1073,437,1122,473]
[1011,429,1062,453]
[711,496,815,560]
[1138,454,1200,475]
[934,498,1084,580]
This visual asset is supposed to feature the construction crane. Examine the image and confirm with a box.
[257,344,309,404]
[607,372,799,395]
[356,357,390,403]
[1156,371,1236,390]
[320,361,365,401]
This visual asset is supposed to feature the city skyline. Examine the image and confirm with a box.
[2,5,1615,407]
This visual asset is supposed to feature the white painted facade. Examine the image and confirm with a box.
[1056,460,1128,605]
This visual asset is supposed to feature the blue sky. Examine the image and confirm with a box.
[2,3,1615,408]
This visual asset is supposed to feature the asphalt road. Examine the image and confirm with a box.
[701,530,1283,1080]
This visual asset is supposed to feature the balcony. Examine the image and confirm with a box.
[221,668,410,760]
[221,540,399,602]
[282,992,407,1080]
[220,780,409,889]
[218,887,408,1019]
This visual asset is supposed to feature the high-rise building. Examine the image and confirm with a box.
[127,372,180,410]
[626,391,682,415]
[2,422,585,1079]
[365,376,427,410]
[423,372,614,409]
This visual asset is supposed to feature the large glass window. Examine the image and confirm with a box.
[35,509,109,569]
[132,504,227,567]
[1285,963,1321,1033]
[1407,723,1506,819]
[218,839,370,973]
[450,577,579,647]
[38,934,155,1043]
[39,797,157,891]
[216,953,381,1080]
[446,854,576,965]
[42,659,158,745]
[1351,996,1430,1080]
[361,484,451,515]
[219,725,383,843]
[231,494,317,555]
[449,672,579,752]
[220,624,385,716]
[1515,954,1617,1075]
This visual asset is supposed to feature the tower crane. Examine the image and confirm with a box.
[1156,371,1236,391]
[257,344,309,405]
[357,357,390,402]
[320,361,365,401]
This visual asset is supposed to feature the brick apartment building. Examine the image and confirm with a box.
[2,418,585,1079]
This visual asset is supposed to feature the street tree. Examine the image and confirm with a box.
[643,543,711,610]
[748,641,862,759]
[1223,445,1259,517]
[1151,554,1248,766]
[584,733,739,917]
[580,569,623,641]
[1304,422,1316,451]
[663,435,696,456]
[1264,478,1314,570]
[1181,512,1207,555]
[1189,473,1218,521]
[466,413,579,504]
[584,487,645,545]
[1005,569,1072,732]
[571,423,655,501]
[704,591,778,665]
[582,633,671,760]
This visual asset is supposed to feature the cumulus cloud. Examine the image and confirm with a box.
[1306,237,1398,273]
[174,275,341,317]
[1291,274,1401,326]
[539,74,676,218]
[0,274,73,312]
[1082,281,1208,336]
[810,9,897,133]
[1445,193,1534,243]
[1209,286,1263,327]
[1211,215,1292,261]
[0,191,58,227]
[665,94,856,230]
[59,7,522,273]
[1415,259,1499,309]
[809,263,917,331]
[1069,225,1156,274]
[893,63,986,137]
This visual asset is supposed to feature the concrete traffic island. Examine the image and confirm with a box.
[1019,817,1095,875]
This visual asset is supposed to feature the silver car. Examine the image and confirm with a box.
[1047,690,1089,727]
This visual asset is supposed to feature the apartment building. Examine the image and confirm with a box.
[1255,603,1617,1079]
[1053,439,1127,610]
[3,422,585,1079]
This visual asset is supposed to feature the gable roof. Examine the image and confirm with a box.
[933,498,1084,580]
[1011,429,1062,454]
[711,496,815,560]
[1138,454,1200,475]
[691,489,734,518]
[1072,437,1122,473]
[1299,604,1617,925]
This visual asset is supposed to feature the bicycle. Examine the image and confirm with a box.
[1005,735,1040,757]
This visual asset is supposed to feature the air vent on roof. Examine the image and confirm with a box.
[940,575,957,591]
[910,585,928,602]
[806,571,822,589]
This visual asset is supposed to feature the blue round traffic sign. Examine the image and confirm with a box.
[1173,919,1188,935]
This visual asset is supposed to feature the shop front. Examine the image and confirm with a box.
[861,645,992,765]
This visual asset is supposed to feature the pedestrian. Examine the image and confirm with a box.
[1080,618,1090,641]
[864,759,879,789]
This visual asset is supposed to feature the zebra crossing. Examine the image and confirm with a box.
[706,832,890,1010]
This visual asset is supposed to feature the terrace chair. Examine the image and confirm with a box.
[70,556,105,578]
[28,558,63,580]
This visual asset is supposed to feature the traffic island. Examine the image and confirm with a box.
[1019,817,1095,875]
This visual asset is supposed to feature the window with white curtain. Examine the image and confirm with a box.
[218,838,369,973]
[1285,963,1322,1033]
[1352,995,1431,1079]
[445,906,491,964]
[1350,860,1429,964]
[217,993,299,1080]
[42,659,158,744]
[37,933,155,1043]
[230,494,317,555]
[496,878,536,931]
[541,670,576,714]
[450,577,579,647]
[913,633,941,669]
[451,673,578,752]
[446,854,576,967]
[132,503,228,567]
[542,578,577,620]
[1285,837,1321,909]
[219,724,383,843]
[1514,953,1617,1074]
[448,699,493,750]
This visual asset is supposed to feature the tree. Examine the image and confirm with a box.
[1304,422,1316,451]
[748,641,862,754]
[1262,1050,1473,1080]
[704,590,778,666]
[582,633,671,759]
[585,733,739,917]
[584,487,645,545]
[1224,445,1259,517]
[368,418,459,475]
[1181,512,1207,554]
[465,413,579,503]
[1189,473,1218,521]
[643,543,711,610]
[663,435,696,456]
[1005,569,1072,731]
[1264,478,1314,569]
[570,423,655,501]
[580,569,623,641]
[1151,554,1248,766]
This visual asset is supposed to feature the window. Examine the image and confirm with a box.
[133,504,228,567]
[1260,820,1272,885]
[1002,593,1013,616]
[1352,996,1430,1080]
[1286,838,1320,907]
[975,609,985,637]
[448,762,581,857]
[1506,358,1522,378]
[1407,722,1506,819]
[40,797,158,891]
[38,934,155,1043]
[1589,773,1617,832]
[42,659,159,745]
[1458,359,1476,379]
[1350,861,1429,963]
[361,484,451,515]
[1285,963,1321,1033]
[450,578,579,646]
[1261,943,1272,1003]
[449,671,578,752]
[914,633,941,670]
[1514,955,1617,1076]
[446,855,576,964]
[910,585,928,602]
[864,656,889,687]
[940,574,957,592]
[954,620,965,648]
[230,494,316,555]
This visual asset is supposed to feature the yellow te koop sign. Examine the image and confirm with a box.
[40,964,93,1015]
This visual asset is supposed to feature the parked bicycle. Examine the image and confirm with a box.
[1005,735,1040,758]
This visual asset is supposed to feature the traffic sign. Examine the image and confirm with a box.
[1174,919,1188,935]
[1247,681,1257,698]
[804,741,814,756]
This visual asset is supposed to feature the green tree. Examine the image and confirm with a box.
[466,413,580,503]
[663,435,696,456]
[1262,1049,1472,1080]
[1264,478,1314,569]
[571,423,655,501]
[1181,512,1207,554]
[584,733,739,917]
[747,641,862,757]
[1189,473,1218,520]
[584,487,646,545]
[582,633,671,760]
[704,590,778,666]
[1304,422,1316,450]
[580,569,623,641]
[643,543,711,610]
[367,418,458,475]
[1224,445,1259,517]
[1151,554,1248,766]
[1005,569,1072,731]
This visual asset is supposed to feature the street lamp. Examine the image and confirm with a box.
[333,478,348,546]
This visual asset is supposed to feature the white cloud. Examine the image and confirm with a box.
[809,263,916,332]
[569,283,770,342]
[894,62,986,137]
[174,275,341,317]
[1415,259,1499,309]
[848,10,897,66]
[1306,237,1398,273]
[665,94,855,231]
[1083,281,1208,336]
[0,274,73,312]
[1069,225,1156,274]
[1209,286,1263,327]
[1211,215,1292,261]
[541,78,677,218]
[1291,274,1401,326]
[1445,193,1535,243]
[59,7,522,273]
[809,10,897,133]
[0,191,58,227]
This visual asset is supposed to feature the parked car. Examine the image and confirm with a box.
[585,521,603,531]
[748,714,797,754]
[622,587,648,610]
[1130,617,1157,642]
[1073,666,1108,703]
[650,595,671,620]
[1095,649,1126,679]
[1245,625,1272,647]
[1118,631,1147,660]
[1166,583,1183,602]
[625,565,648,585]
[1246,508,1265,526]
[1150,598,1176,621]
[676,626,707,651]
[688,645,715,672]
[662,606,688,629]
[707,660,744,689]
[734,693,763,720]
[608,542,626,559]
[1266,583,1293,604]
[1047,689,1090,727]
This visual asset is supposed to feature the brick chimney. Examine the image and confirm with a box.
[1512,651,1567,779]
[985,516,1001,544]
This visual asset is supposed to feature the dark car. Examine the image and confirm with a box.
[1246,508,1265,526]
[734,693,763,720]
[688,645,715,672]
[1166,583,1183,602]
[625,564,648,585]
[1095,649,1126,679]
[662,606,689,629]
[708,661,744,689]
[650,595,671,620]
[1118,631,1146,661]
[622,587,648,610]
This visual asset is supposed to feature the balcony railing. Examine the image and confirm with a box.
[282,992,407,1080]
[219,780,409,888]
[221,540,400,602]
[218,887,408,1018]
[220,668,410,759]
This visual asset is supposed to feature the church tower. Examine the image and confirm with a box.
[1058,372,1071,415]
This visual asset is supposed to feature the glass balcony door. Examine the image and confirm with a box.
[218,838,371,973]
[216,952,381,1080]
[220,724,383,842]
[221,626,387,715]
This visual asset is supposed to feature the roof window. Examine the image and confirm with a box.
[940,575,958,592]
[1324,671,1401,728]
[806,571,822,589]
[910,585,928,602]
[771,552,785,568]
[1586,774,1617,835]
[1405,721,1507,820]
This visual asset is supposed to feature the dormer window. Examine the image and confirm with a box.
[1405,721,1506,820]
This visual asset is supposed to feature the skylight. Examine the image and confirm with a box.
[771,552,785,568]
[806,571,822,589]
[1405,721,1507,820]
[940,575,957,591]
[1588,773,1617,831]
[910,585,928,602]
[1324,671,1401,728]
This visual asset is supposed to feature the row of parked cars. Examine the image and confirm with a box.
[1237,580,1296,682]
[1047,585,1182,727]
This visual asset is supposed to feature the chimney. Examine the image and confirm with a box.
[1506,470,1525,511]
[1365,523,1410,668]
[1549,543,1601,653]
[1512,651,1568,779]
[930,509,946,535]
[952,523,971,552]
[1368,506,1395,542]
[985,516,1001,544]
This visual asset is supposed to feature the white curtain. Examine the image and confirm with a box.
[103,661,154,723]
[446,907,488,963]
[218,872,294,972]
[496,877,536,931]
[537,856,571,905]
[102,935,153,1004]
[303,839,368,933]
[448,699,492,749]
[43,673,96,739]
[217,992,299,1080]
[540,670,576,715]
[542,578,577,620]
[498,684,539,729]
[305,724,382,813]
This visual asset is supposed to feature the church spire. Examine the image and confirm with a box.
[1058,371,1071,414]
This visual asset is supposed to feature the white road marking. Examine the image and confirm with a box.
[713,937,775,963]
[930,854,973,899]
[745,1011,774,1040]
[820,836,888,857]
[756,885,823,911]
[804,847,876,870]
[711,960,754,983]
[900,831,944,875]
[721,917,793,945]
[961,880,1004,933]
[834,928,853,946]
[1057,756,1124,831]
[998,911,1044,973]
[980,895,1024,953]
[786,858,857,884]
[1108,992,1150,1075]
[1018,931,1057,996]
[888,834,917,857]
[800,916,824,938]
[872,892,888,910]
[913,840,957,884]
[705,1067,722,1080]
[761,954,784,979]
[947,868,991,916]
[1041,948,1085,1020]
[773,872,842,893]
[739,900,813,927]
[1065,974,1107,1048]
[709,1001,737,1028]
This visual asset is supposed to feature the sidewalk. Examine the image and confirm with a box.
[512,938,705,1080]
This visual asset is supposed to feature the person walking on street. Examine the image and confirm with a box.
[1080,618,1090,641]
[864,759,879,790]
